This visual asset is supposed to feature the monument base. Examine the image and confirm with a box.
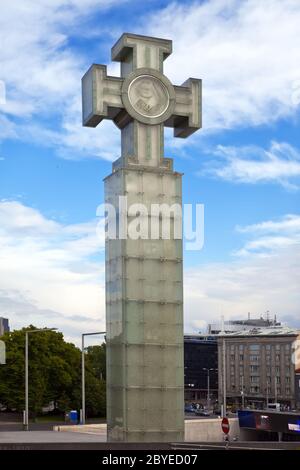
[105,163,184,442]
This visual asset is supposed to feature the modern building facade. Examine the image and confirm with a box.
[217,327,300,410]
[0,317,9,336]
[184,335,218,405]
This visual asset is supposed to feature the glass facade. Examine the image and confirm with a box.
[105,167,184,442]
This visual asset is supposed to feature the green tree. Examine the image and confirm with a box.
[0,326,106,417]
[86,344,106,381]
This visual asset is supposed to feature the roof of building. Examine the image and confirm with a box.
[216,326,300,338]
[184,334,217,343]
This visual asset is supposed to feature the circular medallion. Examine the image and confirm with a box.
[128,75,169,118]
[121,68,176,125]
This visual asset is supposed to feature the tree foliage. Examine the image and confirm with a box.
[0,326,106,417]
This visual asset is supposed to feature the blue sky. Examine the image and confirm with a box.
[0,0,299,343]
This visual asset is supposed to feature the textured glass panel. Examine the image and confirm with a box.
[105,167,184,442]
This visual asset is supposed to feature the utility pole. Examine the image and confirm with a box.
[203,368,217,410]
[241,375,245,409]
[207,369,210,410]
[25,332,28,431]
[81,333,85,426]
[266,384,269,407]
[81,331,106,425]
[221,316,227,417]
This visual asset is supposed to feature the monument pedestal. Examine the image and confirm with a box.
[105,162,184,442]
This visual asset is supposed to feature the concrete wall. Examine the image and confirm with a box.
[185,418,239,442]
[54,418,240,442]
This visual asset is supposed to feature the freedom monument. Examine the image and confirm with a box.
[82,33,202,442]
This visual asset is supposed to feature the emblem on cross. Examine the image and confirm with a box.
[82,33,202,143]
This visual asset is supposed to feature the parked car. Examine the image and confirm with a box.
[184,404,196,413]
[194,409,211,417]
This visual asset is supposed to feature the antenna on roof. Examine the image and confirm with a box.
[221,315,225,334]
[265,310,270,322]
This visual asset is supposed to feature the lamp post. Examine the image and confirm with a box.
[203,368,217,410]
[24,328,57,431]
[81,331,105,425]
[240,375,245,409]
[265,385,269,407]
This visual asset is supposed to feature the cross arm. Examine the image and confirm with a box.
[111,33,172,73]
[82,64,124,127]
[165,78,202,138]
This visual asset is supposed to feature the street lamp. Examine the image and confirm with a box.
[24,328,57,431]
[81,331,105,425]
[240,376,245,409]
[203,368,217,410]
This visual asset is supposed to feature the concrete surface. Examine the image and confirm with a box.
[54,417,240,442]
[0,431,105,442]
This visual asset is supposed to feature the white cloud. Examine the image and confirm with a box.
[1,202,299,339]
[147,0,300,130]
[184,247,300,332]
[0,201,105,341]
[0,0,122,159]
[1,1,300,159]
[184,213,300,332]
[199,141,300,189]
[237,214,300,235]
[234,213,300,256]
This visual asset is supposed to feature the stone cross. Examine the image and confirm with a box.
[82,33,201,166]
[82,33,202,443]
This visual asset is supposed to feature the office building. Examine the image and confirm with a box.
[0,317,9,336]
[184,334,218,405]
[217,327,300,410]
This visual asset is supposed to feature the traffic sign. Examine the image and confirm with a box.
[221,417,230,434]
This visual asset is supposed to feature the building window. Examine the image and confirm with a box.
[276,344,281,351]
[239,345,244,351]
[266,344,271,351]
[276,366,280,374]
[276,386,281,395]
[250,355,259,362]
[275,354,280,362]
[250,386,260,393]
[250,344,260,351]
[266,355,271,363]
[230,354,235,362]
[266,366,271,374]
[250,376,259,383]
[286,388,291,396]
[285,344,290,352]
[239,354,244,362]
[276,377,281,384]
[250,365,259,373]
[285,377,290,384]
